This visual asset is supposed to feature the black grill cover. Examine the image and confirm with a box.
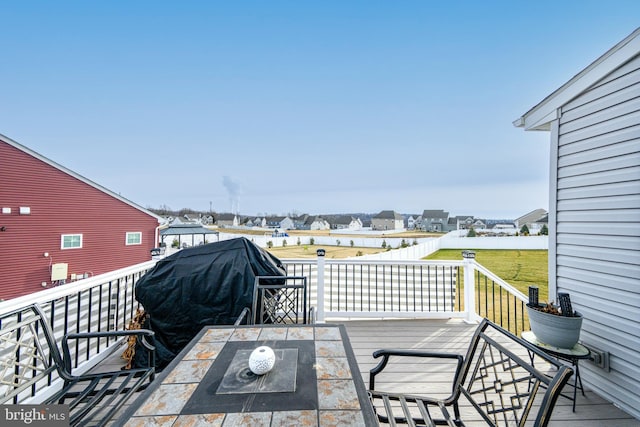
[134,237,286,369]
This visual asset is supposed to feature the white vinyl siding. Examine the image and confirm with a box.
[554,53,640,418]
[61,234,83,249]
[126,232,142,245]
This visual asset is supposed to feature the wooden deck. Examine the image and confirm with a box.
[340,318,639,427]
[101,319,639,426]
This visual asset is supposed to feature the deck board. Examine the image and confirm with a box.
[340,318,639,427]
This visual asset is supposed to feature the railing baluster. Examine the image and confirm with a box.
[2,257,530,370]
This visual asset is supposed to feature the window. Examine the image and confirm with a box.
[126,232,142,245]
[61,234,82,249]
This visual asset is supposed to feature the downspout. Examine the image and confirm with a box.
[154,220,165,249]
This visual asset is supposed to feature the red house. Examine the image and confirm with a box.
[0,133,162,300]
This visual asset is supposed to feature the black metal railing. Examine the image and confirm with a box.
[0,261,155,393]
[471,262,528,335]
[1,251,530,400]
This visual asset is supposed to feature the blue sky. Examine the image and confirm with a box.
[2,2,638,219]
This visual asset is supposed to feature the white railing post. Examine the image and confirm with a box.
[316,249,326,323]
[462,250,477,323]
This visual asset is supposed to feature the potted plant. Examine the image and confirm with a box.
[526,288,583,349]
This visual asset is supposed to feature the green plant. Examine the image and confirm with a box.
[310,237,315,245]
[171,239,180,248]
[520,224,530,236]
[350,240,354,247]
[539,224,549,235]
[267,241,273,248]
[381,240,387,249]
[282,239,287,247]
[467,227,477,237]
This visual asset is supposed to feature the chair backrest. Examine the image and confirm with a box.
[252,276,309,324]
[455,319,573,427]
[0,304,66,404]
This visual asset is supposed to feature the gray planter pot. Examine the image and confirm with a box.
[526,305,583,349]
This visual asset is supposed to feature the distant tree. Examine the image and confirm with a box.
[267,241,273,248]
[400,239,409,248]
[350,240,354,247]
[282,239,287,247]
[153,204,174,215]
[297,237,301,246]
[539,224,549,235]
[178,207,197,216]
[520,224,530,236]
[381,240,387,249]
[336,239,341,246]
[467,227,477,237]
[310,238,315,245]
[413,239,418,246]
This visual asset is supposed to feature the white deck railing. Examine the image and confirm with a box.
[0,251,528,386]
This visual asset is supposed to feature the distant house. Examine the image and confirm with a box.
[291,214,308,230]
[330,215,363,231]
[182,214,202,224]
[418,209,450,232]
[371,210,404,231]
[515,209,548,233]
[407,215,420,230]
[244,217,266,228]
[309,216,330,231]
[0,133,162,300]
[280,217,295,230]
[200,214,214,225]
[533,214,548,234]
[265,216,283,229]
[216,213,238,227]
[514,28,640,418]
[454,215,476,230]
[296,215,330,231]
[180,213,214,225]
[264,216,294,230]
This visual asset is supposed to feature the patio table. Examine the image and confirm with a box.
[114,323,377,426]
[522,330,590,413]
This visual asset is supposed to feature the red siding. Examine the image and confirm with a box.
[0,141,159,300]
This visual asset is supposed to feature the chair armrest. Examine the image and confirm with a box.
[234,307,251,325]
[62,329,156,375]
[369,349,463,390]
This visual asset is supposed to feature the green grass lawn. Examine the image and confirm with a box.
[423,249,548,301]
[426,250,548,333]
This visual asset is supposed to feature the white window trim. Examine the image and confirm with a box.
[61,234,83,249]
[126,232,142,246]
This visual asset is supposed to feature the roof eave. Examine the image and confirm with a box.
[514,27,640,132]
[1,133,163,222]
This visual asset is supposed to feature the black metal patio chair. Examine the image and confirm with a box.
[368,318,573,427]
[235,275,314,325]
[0,304,156,427]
